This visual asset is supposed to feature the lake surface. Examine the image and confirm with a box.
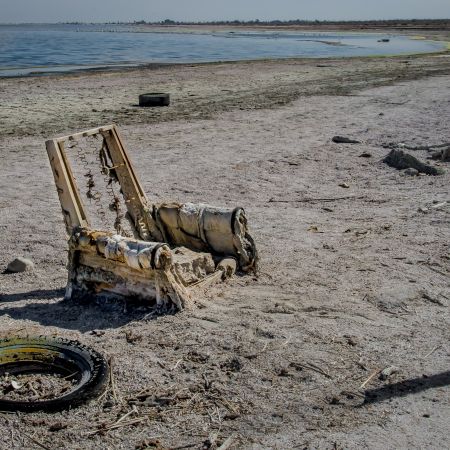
[0,24,445,77]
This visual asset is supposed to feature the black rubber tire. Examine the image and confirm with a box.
[139,93,170,107]
[0,337,109,412]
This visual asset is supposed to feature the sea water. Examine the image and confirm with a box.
[0,23,445,77]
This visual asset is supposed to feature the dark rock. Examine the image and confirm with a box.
[383,149,444,176]
[332,136,360,144]
[6,257,34,273]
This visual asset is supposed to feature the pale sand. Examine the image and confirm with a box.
[0,55,449,449]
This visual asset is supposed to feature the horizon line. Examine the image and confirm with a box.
[1,18,449,25]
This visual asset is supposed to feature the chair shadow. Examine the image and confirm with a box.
[0,288,65,303]
[364,371,450,404]
[0,289,159,332]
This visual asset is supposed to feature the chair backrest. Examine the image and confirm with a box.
[46,124,152,238]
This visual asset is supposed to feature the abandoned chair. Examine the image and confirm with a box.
[46,125,257,311]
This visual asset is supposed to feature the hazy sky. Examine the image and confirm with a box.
[1,0,449,23]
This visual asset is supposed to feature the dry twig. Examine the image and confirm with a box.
[359,368,381,389]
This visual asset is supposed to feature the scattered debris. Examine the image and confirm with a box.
[383,149,444,175]
[6,257,34,273]
[332,136,360,144]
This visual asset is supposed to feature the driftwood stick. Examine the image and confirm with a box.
[20,431,52,450]
[269,195,367,203]
[218,433,238,450]
[290,361,331,379]
[423,345,442,358]
[109,356,120,402]
[115,405,138,426]
[360,368,381,389]
[403,142,450,151]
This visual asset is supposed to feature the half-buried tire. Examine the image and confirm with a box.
[139,93,170,107]
[0,337,109,412]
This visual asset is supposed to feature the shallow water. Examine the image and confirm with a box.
[0,23,445,77]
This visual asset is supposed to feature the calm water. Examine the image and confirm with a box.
[0,24,445,77]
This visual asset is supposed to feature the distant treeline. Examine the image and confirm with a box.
[130,19,449,28]
[60,19,450,29]
[61,19,450,27]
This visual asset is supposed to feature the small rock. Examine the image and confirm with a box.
[48,422,68,432]
[379,366,399,381]
[329,396,340,405]
[359,152,372,158]
[442,147,450,162]
[383,149,444,175]
[332,136,360,144]
[136,439,167,450]
[6,257,34,273]
[125,331,143,344]
[277,367,293,377]
[103,400,114,410]
[339,183,350,188]
[430,151,442,160]
[431,201,447,210]
[403,168,419,176]
[344,335,359,347]
[418,207,429,214]
[11,380,21,390]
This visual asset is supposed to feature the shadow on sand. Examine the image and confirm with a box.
[0,288,65,303]
[0,288,160,332]
[364,371,450,404]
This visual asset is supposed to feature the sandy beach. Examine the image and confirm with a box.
[0,48,449,449]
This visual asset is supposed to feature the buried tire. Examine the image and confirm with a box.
[0,337,109,412]
[138,93,170,107]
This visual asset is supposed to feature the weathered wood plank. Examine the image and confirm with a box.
[46,139,89,233]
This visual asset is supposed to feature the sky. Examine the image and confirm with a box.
[0,0,449,23]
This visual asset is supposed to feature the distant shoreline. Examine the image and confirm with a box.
[1,20,449,40]
[0,24,448,79]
